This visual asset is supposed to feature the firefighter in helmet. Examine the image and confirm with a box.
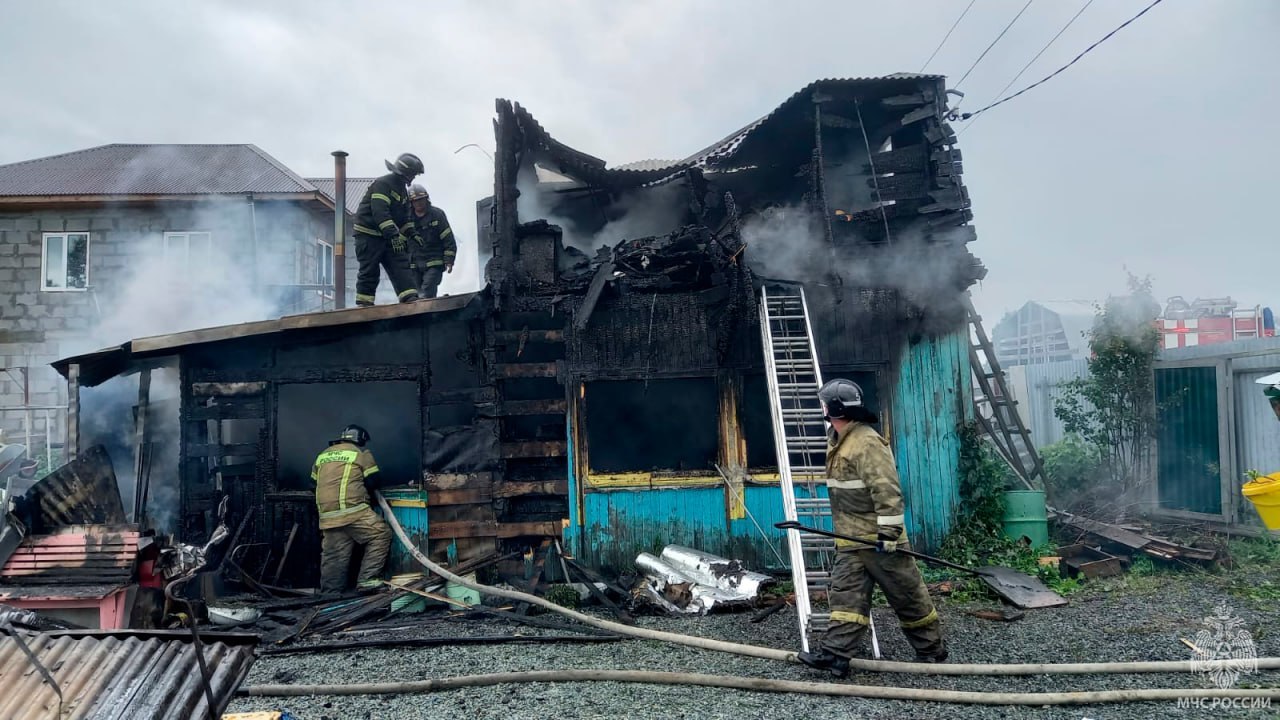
[405,184,456,299]
[311,424,391,593]
[352,153,425,306]
[797,379,947,677]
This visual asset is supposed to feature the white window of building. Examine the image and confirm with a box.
[163,232,212,270]
[41,233,90,291]
[317,239,334,288]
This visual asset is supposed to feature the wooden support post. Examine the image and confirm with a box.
[133,368,152,521]
[65,363,80,458]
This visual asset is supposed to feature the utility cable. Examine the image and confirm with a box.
[962,0,1094,134]
[956,0,1036,88]
[920,0,977,73]
[961,0,1165,120]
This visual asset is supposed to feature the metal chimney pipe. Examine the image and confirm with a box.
[332,150,349,309]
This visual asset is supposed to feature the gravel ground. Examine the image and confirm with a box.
[226,570,1280,720]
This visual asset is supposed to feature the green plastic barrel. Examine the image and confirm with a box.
[1001,490,1049,548]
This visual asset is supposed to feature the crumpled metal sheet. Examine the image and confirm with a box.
[0,629,257,720]
[21,446,125,534]
[636,545,773,614]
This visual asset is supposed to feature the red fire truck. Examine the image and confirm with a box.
[1157,296,1276,350]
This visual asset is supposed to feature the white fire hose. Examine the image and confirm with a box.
[235,493,1280,706]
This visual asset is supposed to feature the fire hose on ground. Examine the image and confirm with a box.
[235,493,1280,706]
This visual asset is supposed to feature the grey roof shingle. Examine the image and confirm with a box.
[307,177,376,214]
[0,144,319,196]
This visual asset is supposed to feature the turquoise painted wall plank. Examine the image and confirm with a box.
[889,328,969,551]
[572,329,971,567]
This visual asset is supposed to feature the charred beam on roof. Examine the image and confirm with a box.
[574,261,615,331]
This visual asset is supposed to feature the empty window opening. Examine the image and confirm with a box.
[584,378,718,473]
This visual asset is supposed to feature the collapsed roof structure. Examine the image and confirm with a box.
[51,76,984,579]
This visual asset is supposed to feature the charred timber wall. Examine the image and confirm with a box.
[174,300,493,585]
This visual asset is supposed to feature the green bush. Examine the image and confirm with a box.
[1040,436,1106,508]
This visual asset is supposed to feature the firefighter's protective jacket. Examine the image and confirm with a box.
[355,173,419,244]
[826,422,907,547]
[406,205,456,268]
[311,440,380,530]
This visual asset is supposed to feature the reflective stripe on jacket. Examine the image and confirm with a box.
[409,205,456,268]
[311,441,380,529]
[355,173,415,243]
[826,422,907,547]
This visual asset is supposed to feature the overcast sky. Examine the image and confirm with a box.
[3,0,1276,322]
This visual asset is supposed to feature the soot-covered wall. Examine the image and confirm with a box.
[276,381,422,489]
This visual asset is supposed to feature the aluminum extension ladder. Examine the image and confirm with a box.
[760,286,879,655]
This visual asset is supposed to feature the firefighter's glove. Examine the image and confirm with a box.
[414,234,425,248]
[875,539,898,553]
[392,234,408,253]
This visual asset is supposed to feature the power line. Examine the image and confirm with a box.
[961,0,1166,121]
[961,0,1094,134]
[955,0,1036,88]
[920,0,977,73]
[993,0,1095,104]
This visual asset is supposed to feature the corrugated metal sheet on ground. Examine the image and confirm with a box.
[1155,366,1222,515]
[0,630,257,720]
[890,328,970,552]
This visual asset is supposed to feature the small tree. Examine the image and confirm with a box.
[1054,274,1161,497]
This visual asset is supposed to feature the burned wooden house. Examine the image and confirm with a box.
[52,76,984,581]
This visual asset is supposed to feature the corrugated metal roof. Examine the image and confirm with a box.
[52,291,483,387]
[307,177,375,214]
[0,144,319,197]
[0,629,256,720]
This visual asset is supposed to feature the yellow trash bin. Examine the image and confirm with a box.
[1242,472,1280,530]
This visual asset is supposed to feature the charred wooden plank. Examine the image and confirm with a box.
[501,441,567,459]
[494,479,569,497]
[500,398,568,416]
[191,382,266,398]
[188,443,258,457]
[495,362,558,379]
[428,488,494,506]
[426,520,562,540]
[494,329,564,343]
[881,93,926,107]
[186,399,266,420]
[864,144,928,174]
[574,261,615,331]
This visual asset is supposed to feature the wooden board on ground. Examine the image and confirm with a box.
[977,566,1068,609]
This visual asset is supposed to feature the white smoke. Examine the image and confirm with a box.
[515,168,686,254]
[68,196,291,533]
[741,203,978,319]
